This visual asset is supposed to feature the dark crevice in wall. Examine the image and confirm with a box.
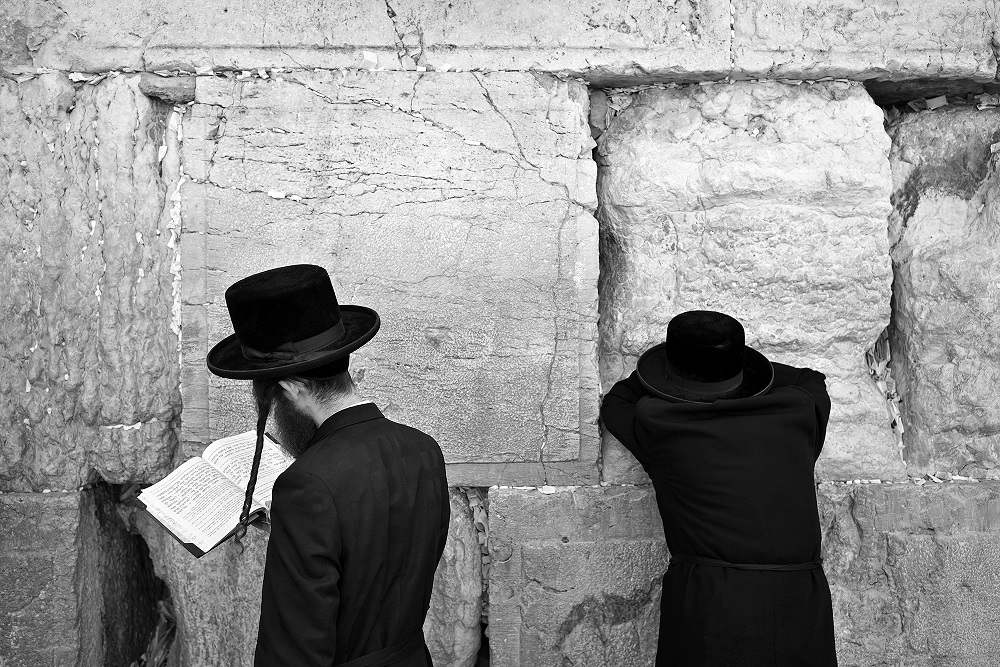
[81,483,174,666]
[866,78,1000,108]
[476,622,491,667]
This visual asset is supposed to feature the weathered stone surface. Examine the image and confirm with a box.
[0,0,64,69]
[136,486,481,666]
[136,510,268,667]
[488,486,667,667]
[487,481,1000,667]
[138,72,196,104]
[8,0,400,73]
[0,73,181,491]
[10,0,995,84]
[0,492,88,666]
[7,0,731,82]
[820,481,1000,666]
[597,81,900,483]
[180,71,600,486]
[385,0,731,84]
[733,0,998,82]
[423,489,482,667]
[887,108,1000,477]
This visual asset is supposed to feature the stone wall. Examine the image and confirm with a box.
[596,79,898,482]
[3,1,1000,666]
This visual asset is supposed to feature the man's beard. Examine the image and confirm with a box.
[270,391,319,458]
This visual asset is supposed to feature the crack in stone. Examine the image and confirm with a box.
[382,0,419,66]
[990,5,1000,82]
[538,214,571,483]
[138,21,168,71]
[727,0,736,76]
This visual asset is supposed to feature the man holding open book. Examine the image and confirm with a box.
[206,264,450,667]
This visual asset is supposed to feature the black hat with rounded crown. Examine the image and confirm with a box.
[636,310,773,403]
[207,264,379,380]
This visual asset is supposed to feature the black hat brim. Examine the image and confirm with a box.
[206,305,380,379]
[636,342,774,403]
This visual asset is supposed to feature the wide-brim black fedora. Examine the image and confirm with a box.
[636,310,773,403]
[207,264,379,380]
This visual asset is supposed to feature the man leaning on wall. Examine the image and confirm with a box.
[207,263,451,667]
[602,310,837,666]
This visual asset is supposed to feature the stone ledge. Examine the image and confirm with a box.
[5,0,995,84]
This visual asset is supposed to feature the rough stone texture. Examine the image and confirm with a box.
[597,81,900,484]
[487,482,1000,667]
[135,486,483,666]
[135,510,269,667]
[9,0,994,85]
[820,481,1000,667]
[887,108,1000,478]
[3,0,400,73]
[424,489,482,667]
[0,492,89,666]
[384,0,731,84]
[180,71,600,486]
[4,0,731,82]
[138,72,196,104]
[0,0,64,70]
[488,486,667,667]
[732,0,998,82]
[0,73,181,491]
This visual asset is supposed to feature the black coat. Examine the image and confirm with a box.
[255,403,450,667]
[601,363,837,667]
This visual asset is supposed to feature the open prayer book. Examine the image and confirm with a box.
[135,430,294,558]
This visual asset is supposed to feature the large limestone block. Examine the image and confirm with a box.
[6,0,400,72]
[888,109,1000,477]
[488,486,667,667]
[732,0,998,82]
[385,0,731,84]
[820,481,1000,666]
[180,71,600,486]
[597,81,900,483]
[0,73,181,491]
[0,492,87,666]
[136,487,483,666]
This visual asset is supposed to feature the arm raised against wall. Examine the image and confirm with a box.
[771,362,832,459]
[600,371,650,465]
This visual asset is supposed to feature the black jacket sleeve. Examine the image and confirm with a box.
[600,371,650,464]
[256,466,342,667]
[771,362,832,458]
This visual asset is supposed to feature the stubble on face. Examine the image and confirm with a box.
[271,390,319,458]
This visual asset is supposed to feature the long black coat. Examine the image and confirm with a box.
[601,363,837,667]
[255,403,450,667]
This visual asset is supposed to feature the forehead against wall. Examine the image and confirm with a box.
[4,0,1000,666]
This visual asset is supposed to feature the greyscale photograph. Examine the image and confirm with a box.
[1,0,998,666]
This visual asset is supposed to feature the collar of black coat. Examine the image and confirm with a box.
[306,402,384,448]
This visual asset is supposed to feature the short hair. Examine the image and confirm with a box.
[288,371,356,404]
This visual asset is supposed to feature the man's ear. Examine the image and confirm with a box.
[278,379,302,398]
